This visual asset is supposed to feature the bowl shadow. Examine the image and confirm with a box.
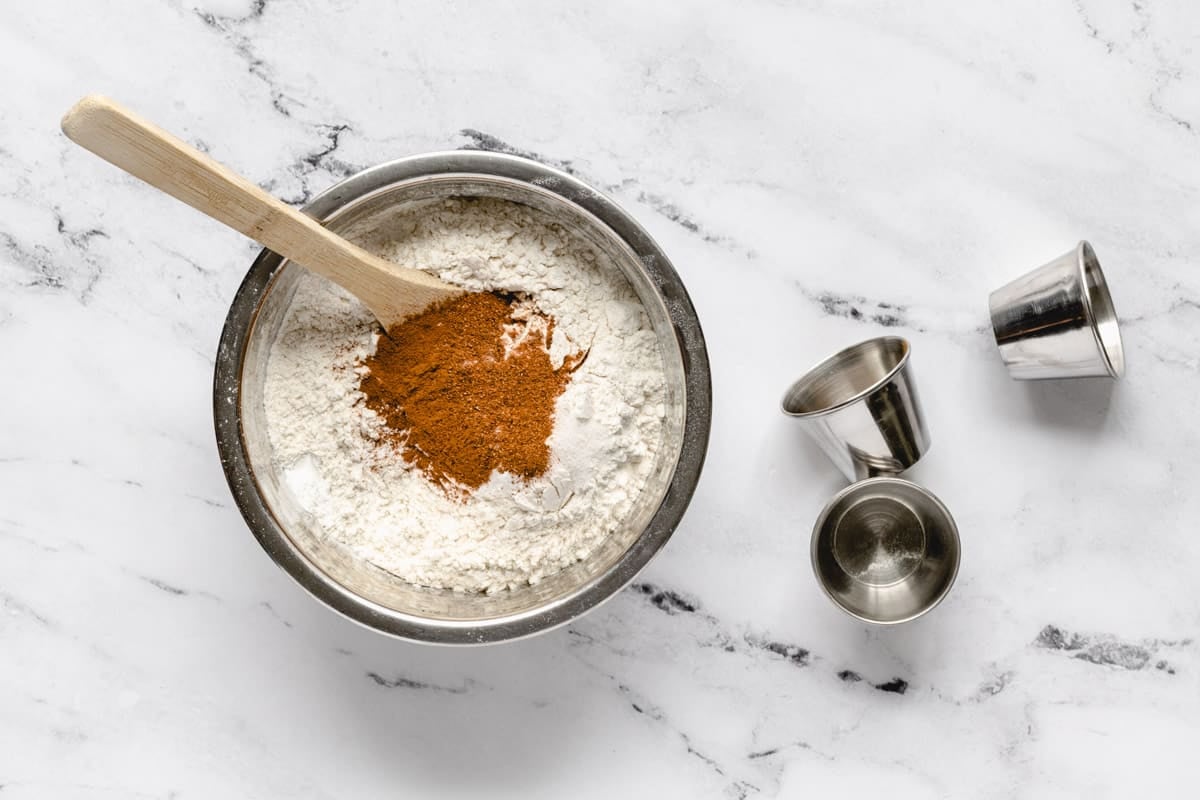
[308,615,611,793]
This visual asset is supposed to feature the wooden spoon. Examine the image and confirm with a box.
[61,95,462,328]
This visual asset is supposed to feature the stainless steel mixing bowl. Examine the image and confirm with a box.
[214,151,711,644]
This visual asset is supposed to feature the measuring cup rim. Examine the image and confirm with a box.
[780,336,911,419]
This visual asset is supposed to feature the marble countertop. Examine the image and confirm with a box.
[4,1,1200,796]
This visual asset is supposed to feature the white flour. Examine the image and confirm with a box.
[263,197,667,593]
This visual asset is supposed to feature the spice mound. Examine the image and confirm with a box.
[361,292,582,495]
[263,196,668,593]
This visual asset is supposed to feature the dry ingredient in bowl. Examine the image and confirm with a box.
[263,197,667,593]
[362,291,584,494]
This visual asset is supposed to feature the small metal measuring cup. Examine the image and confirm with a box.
[989,241,1125,380]
[811,477,960,624]
[781,336,929,481]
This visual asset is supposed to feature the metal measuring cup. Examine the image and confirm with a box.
[810,477,960,624]
[989,241,1125,380]
[781,336,929,481]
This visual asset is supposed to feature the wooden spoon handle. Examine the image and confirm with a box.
[61,95,458,327]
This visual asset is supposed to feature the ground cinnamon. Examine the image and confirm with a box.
[360,292,581,495]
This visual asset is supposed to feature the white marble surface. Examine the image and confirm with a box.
[4,0,1200,796]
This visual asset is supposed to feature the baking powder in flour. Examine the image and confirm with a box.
[263,197,667,593]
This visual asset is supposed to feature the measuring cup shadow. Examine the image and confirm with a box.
[1018,377,1119,431]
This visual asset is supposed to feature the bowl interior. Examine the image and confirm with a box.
[238,175,688,627]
